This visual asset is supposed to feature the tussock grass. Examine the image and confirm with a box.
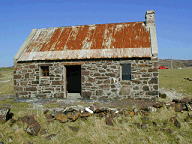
[0,102,192,143]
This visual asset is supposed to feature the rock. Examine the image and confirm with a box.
[68,126,79,132]
[172,99,181,103]
[96,112,106,117]
[52,109,56,117]
[54,112,68,123]
[148,107,157,112]
[95,108,108,113]
[140,110,149,116]
[45,114,53,120]
[141,122,147,129]
[8,136,13,142]
[40,129,48,135]
[152,121,157,127]
[22,116,31,124]
[174,119,181,128]
[130,111,135,116]
[153,102,164,108]
[80,112,92,118]
[25,116,41,136]
[0,133,3,139]
[68,111,80,122]
[0,107,11,123]
[180,97,191,104]
[43,109,49,114]
[133,122,140,128]
[184,117,189,122]
[169,117,181,128]
[45,134,56,140]
[188,111,192,119]
[160,128,165,131]
[85,107,94,114]
[166,128,173,134]
[169,116,177,123]
[9,118,17,126]
[159,93,166,98]
[163,122,167,126]
[118,120,123,124]
[186,104,192,111]
[105,117,114,126]
[175,103,183,112]
[141,116,149,122]
[18,116,31,126]
[23,142,33,144]
[81,117,87,121]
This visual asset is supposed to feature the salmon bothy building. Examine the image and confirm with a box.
[13,10,159,100]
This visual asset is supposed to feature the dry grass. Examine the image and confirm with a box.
[0,67,192,143]
[0,101,192,143]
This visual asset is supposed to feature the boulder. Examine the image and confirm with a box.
[40,129,48,135]
[25,116,41,136]
[54,112,68,123]
[180,97,191,104]
[153,102,164,108]
[105,117,113,126]
[45,134,56,140]
[67,111,80,122]
[0,107,11,123]
[159,93,166,98]
[68,126,79,132]
[169,116,181,128]
[80,112,92,118]
[175,103,183,112]
[166,128,173,134]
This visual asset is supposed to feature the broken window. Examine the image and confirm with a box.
[121,64,131,80]
[41,66,49,77]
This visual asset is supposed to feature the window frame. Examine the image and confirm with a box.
[120,63,132,81]
[40,66,50,77]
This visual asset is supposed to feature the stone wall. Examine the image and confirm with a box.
[81,57,158,100]
[14,57,158,100]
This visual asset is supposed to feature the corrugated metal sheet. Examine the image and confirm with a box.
[18,22,151,61]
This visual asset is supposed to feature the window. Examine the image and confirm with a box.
[121,64,131,80]
[41,66,49,77]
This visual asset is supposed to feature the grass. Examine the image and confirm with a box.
[0,67,14,95]
[0,102,192,143]
[159,67,192,98]
[0,67,192,143]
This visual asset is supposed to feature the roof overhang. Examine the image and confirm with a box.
[18,47,151,61]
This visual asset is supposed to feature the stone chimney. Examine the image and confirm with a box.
[145,10,155,26]
[145,10,158,57]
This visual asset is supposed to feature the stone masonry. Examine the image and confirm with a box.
[14,57,158,100]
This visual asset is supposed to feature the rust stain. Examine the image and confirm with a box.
[19,21,151,61]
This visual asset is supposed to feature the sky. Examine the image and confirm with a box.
[0,0,191,67]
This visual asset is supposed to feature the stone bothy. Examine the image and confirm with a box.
[13,10,159,100]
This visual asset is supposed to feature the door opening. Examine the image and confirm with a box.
[65,65,81,98]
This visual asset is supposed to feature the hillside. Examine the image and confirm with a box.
[159,59,192,69]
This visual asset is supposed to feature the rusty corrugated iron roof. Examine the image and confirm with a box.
[18,22,151,61]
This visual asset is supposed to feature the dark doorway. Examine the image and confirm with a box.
[66,65,81,93]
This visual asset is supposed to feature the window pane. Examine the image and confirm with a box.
[122,64,131,80]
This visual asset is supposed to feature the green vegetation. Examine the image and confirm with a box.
[0,66,192,143]
[0,67,14,95]
[0,103,192,143]
[159,67,192,98]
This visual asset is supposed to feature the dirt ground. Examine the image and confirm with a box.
[0,88,182,111]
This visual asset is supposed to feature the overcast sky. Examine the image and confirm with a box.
[0,0,191,67]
